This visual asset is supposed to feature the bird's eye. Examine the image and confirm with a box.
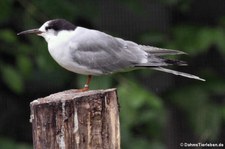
[45,26,52,31]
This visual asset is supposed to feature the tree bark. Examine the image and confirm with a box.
[30,88,120,149]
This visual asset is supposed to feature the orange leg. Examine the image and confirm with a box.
[77,75,92,92]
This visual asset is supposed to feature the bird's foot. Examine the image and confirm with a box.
[75,84,89,92]
[73,75,92,93]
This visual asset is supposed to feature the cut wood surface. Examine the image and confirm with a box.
[30,88,120,149]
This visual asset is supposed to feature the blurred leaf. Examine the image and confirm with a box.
[33,38,59,72]
[118,78,163,109]
[118,78,165,149]
[169,85,208,109]
[17,55,33,77]
[168,81,224,141]
[0,137,32,149]
[167,25,225,55]
[1,65,24,93]
[213,27,225,53]
[0,29,17,43]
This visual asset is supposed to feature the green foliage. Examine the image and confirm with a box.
[118,79,166,149]
[168,78,225,141]
[139,22,225,57]
[0,29,17,43]
[167,25,225,55]
[1,65,24,93]
[0,137,32,149]
[17,55,33,77]
[0,28,33,93]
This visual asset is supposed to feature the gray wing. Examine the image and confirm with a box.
[68,28,205,81]
[69,28,147,74]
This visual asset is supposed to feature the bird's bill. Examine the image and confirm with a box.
[17,29,43,35]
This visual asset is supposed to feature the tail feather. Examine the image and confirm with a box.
[152,67,205,81]
[163,59,187,66]
[137,45,205,81]
[135,58,187,67]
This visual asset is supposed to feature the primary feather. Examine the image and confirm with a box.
[140,45,187,56]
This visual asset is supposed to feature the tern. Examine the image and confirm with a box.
[17,19,205,91]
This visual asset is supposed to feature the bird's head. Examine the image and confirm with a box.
[17,19,76,42]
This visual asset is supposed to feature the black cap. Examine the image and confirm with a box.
[45,19,76,31]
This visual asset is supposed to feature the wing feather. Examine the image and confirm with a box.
[69,27,146,74]
[140,45,187,56]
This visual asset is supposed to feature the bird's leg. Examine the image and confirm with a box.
[77,75,92,92]
[84,75,92,90]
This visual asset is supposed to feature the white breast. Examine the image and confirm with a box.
[47,29,102,75]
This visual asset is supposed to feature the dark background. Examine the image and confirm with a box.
[0,0,225,148]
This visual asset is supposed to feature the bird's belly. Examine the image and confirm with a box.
[48,47,102,75]
[59,60,102,75]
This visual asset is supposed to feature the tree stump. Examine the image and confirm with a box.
[30,88,120,149]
